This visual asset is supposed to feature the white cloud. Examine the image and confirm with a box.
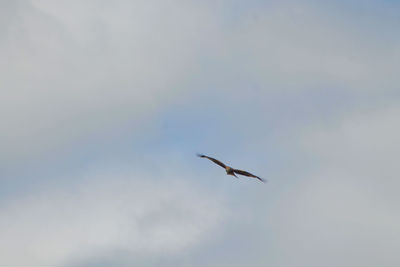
[268,172,400,267]
[197,2,400,93]
[263,104,400,266]
[0,169,226,267]
[202,104,400,267]
[1,0,399,167]
[301,105,400,185]
[1,1,400,266]
[0,0,220,164]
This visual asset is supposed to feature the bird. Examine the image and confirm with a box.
[196,154,266,183]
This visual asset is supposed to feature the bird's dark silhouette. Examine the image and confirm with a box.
[197,154,266,183]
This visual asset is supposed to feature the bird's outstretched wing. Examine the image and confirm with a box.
[197,154,226,169]
[233,169,266,183]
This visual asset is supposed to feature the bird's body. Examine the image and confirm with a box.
[224,166,238,178]
[197,154,266,183]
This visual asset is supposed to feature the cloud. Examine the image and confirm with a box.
[267,171,400,267]
[195,1,400,94]
[301,104,400,188]
[262,104,400,266]
[0,169,226,267]
[0,0,220,166]
[1,1,400,266]
[180,104,400,267]
[2,0,399,168]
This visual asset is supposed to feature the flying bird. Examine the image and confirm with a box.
[197,154,266,183]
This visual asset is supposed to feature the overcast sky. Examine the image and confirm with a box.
[1,0,400,266]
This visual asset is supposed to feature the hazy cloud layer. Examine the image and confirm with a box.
[0,169,226,267]
[265,105,400,266]
[2,0,399,166]
[1,0,399,266]
[0,0,218,165]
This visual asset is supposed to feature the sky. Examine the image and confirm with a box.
[1,0,400,266]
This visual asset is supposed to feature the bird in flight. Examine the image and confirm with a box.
[197,154,266,183]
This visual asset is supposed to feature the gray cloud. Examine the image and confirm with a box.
[300,104,400,192]
[168,104,400,267]
[1,0,400,266]
[2,0,399,167]
[0,169,226,267]
[0,0,219,166]
[258,104,400,267]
